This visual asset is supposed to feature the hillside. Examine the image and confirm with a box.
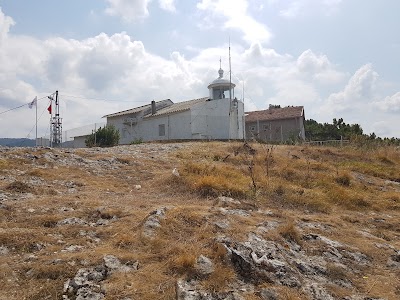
[0,138,35,147]
[0,142,399,300]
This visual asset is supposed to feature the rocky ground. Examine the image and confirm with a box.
[0,142,399,300]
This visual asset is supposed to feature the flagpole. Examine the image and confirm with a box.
[35,97,38,147]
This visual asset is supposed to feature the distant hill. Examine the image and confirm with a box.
[0,138,36,147]
[0,138,75,148]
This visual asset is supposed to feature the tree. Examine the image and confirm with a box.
[305,118,364,141]
[85,125,120,147]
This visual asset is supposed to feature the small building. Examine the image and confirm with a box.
[245,105,305,142]
[103,67,245,143]
[73,134,89,148]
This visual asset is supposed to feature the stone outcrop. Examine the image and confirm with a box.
[63,255,138,300]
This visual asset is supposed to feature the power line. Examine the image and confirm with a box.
[19,99,52,147]
[0,96,48,115]
[59,94,149,103]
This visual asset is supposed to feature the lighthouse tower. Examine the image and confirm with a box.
[207,62,236,101]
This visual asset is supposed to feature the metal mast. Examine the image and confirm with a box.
[49,91,62,147]
[229,38,232,101]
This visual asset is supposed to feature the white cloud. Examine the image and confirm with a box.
[278,0,343,18]
[196,0,272,43]
[0,7,14,42]
[104,0,177,21]
[159,0,176,12]
[373,92,400,113]
[297,49,345,85]
[297,49,330,73]
[1,7,399,139]
[105,0,151,22]
[322,64,379,113]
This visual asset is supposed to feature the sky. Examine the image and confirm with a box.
[0,0,399,139]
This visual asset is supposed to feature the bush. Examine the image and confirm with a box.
[335,173,351,186]
[85,125,120,147]
[130,138,143,145]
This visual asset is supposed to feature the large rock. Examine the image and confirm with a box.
[63,255,138,300]
[176,280,244,300]
[224,233,300,287]
[63,266,106,300]
[103,254,138,273]
[195,255,214,276]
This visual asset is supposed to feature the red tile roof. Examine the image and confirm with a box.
[245,106,304,122]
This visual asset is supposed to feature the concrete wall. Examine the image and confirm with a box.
[107,112,145,144]
[246,117,305,142]
[191,99,244,140]
[73,136,88,148]
[141,110,192,141]
[107,98,245,143]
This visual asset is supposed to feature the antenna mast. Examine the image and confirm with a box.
[49,91,62,147]
[229,38,232,101]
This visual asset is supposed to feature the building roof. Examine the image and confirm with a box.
[245,106,304,122]
[145,97,209,118]
[102,99,173,118]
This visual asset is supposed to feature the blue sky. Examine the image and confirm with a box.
[0,0,399,138]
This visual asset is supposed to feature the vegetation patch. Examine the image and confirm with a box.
[5,181,33,193]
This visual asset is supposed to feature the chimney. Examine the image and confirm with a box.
[151,100,156,115]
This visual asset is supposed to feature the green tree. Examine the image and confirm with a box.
[85,125,120,147]
[305,118,364,141]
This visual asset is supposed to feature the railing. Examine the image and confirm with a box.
[304,139,350,146]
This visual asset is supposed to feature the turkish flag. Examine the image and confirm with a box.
[47,104,52,114]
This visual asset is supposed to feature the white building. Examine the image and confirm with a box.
[103,67,245,143]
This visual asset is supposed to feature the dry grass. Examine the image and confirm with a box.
[0,142,399,299]
[201,263,236,292]
[278,221,302,245]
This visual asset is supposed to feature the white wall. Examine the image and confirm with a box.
[140,110,192,141]
[191,99,244,140]
[73,136,88,148]
[107,98,245,143]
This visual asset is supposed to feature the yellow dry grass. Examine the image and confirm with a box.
[0,142,399,299]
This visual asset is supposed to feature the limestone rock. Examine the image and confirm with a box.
[195,255,214,276]
[58,217,88,226]
[0,245,9,256]
[63,254,138,300]
[260,288,278,300]
[103,254,138,273]
[143,207,167,237]
[387,250,400,268]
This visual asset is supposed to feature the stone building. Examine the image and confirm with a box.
[245,105,305,142]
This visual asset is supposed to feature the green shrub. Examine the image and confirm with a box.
[130,138,143,145]
[85,125,120,147]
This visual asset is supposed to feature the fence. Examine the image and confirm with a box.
[303,139,350,146]
[64,123,106,142]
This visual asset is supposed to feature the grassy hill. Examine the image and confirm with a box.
[0,142,399,299]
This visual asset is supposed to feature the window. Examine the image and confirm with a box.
[249,125,256,131]
[263,124,270,130]
[159,124,165,136]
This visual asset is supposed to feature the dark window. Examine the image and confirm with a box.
[159,124,165,136]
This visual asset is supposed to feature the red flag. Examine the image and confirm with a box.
[47,104,52,114]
